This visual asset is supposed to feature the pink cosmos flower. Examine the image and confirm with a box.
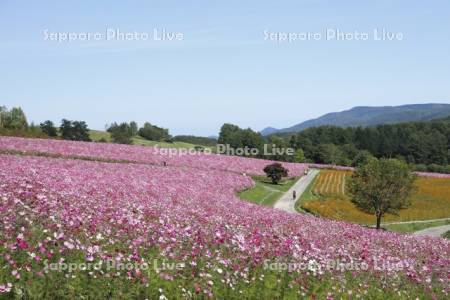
[17,238,28,250]
[63,241,75,250]
[0,283,12,293]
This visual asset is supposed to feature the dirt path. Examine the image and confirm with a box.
[274,169,319,213]
[413,225,450,238]
[381,217,450,226]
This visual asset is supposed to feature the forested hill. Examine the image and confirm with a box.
[261,103,450,135]
[284,116,450,173]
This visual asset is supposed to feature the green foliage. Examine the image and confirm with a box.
[60,119,91,142]
[40,120,58,137]
[240,128,264,154]
[265,135,293,161]
[218,123,241,148]
[138,122,171,141]
[218,123,301,161]
[0,106,49,138]
[173,135,217,147]
[0,128,49,139]
[442,230,450,239]
[108,122,134,144]
[164,137,174,143]
[283,117,450,171]
[294,148,305,163]
[352,150,374,167]
[0,106,28,129]
[219,124,263,151]
[89,130,199,148]
[422,164,450,174]
[0,106,4,128]
[263,163,289,184]
[218,123,265,158]
[346,158,416,229]
[317,144,345,165]
[129,121,138,136]
[0,251,434,299]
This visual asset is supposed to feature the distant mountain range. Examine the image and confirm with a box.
[260,103,450,136]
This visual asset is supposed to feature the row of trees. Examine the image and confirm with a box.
[39,119,92,141]
[173,135,217,147]
[218,124,264,154]
[218,123,369,164]
[106,121,171,144]
[0,106,28,129]
[3,105,449,172]
[282,118,450,172]
[287,124,448,164]
[0,106,209,147]
[218,123,305,162]
[218,118,450,172]
[1,106,93,141]
[1,106,54,138]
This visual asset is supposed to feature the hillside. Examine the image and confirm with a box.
[89,130,201,149]
[0,136,449,299]
[261,103,450,135]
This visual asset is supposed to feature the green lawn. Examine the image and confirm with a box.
[384,219,450,233]
[89,130,112,142]
[238,176,299,206]
[294,176,319,213]
[89,130,202,149]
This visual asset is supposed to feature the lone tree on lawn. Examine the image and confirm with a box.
[263,163,288,184]
[346,158,416,229]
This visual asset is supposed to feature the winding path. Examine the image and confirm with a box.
[414,225,450,238]
[381,217,450,226]
[274,169,319,213]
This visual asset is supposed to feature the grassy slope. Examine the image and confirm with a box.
[89,130,200,149]
[294,176,318,213]
[298,170,450,231]
[238,176,298,206]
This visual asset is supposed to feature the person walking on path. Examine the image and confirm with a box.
[292,190,296,201]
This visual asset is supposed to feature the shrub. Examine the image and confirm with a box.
[263,163,288,184]
[108,122,133,144]
[138,122,171,141]
[60,119,91,142]
[40,120,58,137]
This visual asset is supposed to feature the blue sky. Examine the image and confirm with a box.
[1,0,450,136]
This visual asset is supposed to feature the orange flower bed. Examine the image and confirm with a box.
[303,170,450,224]
[312,169,352,196]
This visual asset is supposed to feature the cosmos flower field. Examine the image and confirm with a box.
[0,136,307,177]
[0,137,449,299]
